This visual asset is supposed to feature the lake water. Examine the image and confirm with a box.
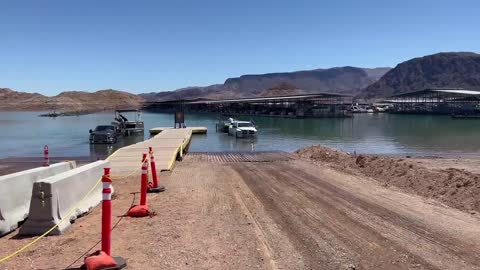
[0,111,479,159]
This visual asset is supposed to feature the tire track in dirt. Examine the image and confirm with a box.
[274,163,479,269]
[225,163,308,269]
[231,161,480,269]
[231,162,356,269]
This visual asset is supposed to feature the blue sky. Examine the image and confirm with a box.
[1,0,479,95]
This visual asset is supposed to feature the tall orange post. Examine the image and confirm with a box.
[101,168,112,255]
[149,147,158,188]
[43,145,49,167]
[147,147,165,193]
[140,153,148,206]
[84,168,127,268]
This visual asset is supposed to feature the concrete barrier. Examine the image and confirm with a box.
[0,161,76,236]
[19,160,109,236]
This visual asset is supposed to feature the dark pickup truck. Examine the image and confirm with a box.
[89,125,119,144]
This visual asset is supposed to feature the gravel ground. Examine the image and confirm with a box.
[0,151,479,269]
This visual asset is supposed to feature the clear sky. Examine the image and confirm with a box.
[1,0,479,95]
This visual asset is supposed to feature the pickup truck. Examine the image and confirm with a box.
[89,125,119,144]
[228,121,258,138]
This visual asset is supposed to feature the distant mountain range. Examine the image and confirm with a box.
[0,88,144,111]
[143,52,480,101]
[141,67,391,101]
[362,52,480,98]
[2,52,480,110]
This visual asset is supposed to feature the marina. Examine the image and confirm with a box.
[385,88,480,115]
[1,111,480,160]
[2,1,480,268]
[2,97,480,270]
[143,93,353,118]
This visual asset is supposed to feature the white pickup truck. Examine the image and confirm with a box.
[228,121,258,138]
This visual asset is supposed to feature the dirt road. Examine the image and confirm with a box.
[230,159,480,269]
[0,152,479,269]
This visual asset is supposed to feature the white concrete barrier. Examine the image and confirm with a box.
[19,160,109,236]
[0,162,76,236]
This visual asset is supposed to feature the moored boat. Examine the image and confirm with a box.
[217,118,236,133]
[113,109,145,136]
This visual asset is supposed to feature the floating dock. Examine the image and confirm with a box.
[109,127,206,174]
[149,126,207,135]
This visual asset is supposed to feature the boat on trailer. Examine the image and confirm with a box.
[113,109,145,136]
[216,118,236,133]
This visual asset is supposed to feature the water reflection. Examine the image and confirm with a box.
[89,134,145,159]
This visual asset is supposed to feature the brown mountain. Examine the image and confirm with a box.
[259,83,306,97]
[0,88,144,111]
[141,67,390,101]
[223,67,390,96]
[0,88,50,110]
[363,52,480,98]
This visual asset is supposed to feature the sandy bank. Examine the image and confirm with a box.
[295,145,480,214]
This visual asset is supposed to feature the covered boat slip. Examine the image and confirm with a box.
[143,93,353,118]
[109,128,197,174]
[385,88,480,114]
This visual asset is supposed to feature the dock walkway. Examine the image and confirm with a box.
[149,126,207,135]
[109,128,199,174]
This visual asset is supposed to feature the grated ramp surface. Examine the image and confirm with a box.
[184,151,293,163]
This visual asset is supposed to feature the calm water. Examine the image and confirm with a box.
[0,111,479,159]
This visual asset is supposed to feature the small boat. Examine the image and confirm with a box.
[39,112,60,118]
[216,118,236,133]
[351,105,368,113]
[113,109,144,136]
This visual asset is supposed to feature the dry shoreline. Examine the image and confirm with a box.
[296,145,480,214]
[2,149,479,215]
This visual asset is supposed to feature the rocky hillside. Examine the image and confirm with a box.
[0,88,144,111]
[259,82,306,97]
[223,67,389,96]
[141,67,390,101]
[363,52,480,98]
